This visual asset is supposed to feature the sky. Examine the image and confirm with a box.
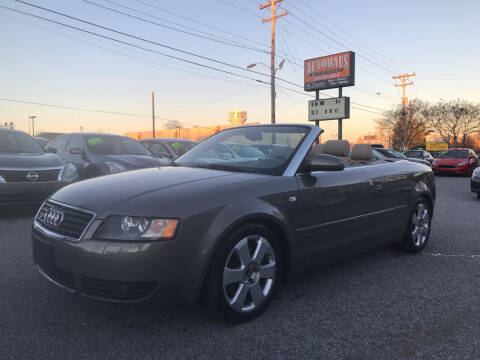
[1,0,479,143]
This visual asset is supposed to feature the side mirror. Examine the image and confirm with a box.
[69,148,84,155]
[303,154,344,172]
[47,147,57,154]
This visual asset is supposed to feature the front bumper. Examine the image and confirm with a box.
[433,165,469,175]
[32,221,204,304]
[0,182,65,205]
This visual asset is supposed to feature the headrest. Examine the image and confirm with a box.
[323,140,350,157]
[311,144,324,154]
[351,144,373,161]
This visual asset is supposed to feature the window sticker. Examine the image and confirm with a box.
[87,137,103,146]
[170,142,180,151]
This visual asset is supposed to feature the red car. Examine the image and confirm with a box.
[432,148,478,176]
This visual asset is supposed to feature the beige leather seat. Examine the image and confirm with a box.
[351,144,374,166]
[323,140,350,157]
[323,140,351,166]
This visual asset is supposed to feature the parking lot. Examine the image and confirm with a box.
[1,176,479,360]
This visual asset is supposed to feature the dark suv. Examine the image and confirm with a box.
[47,133,170,179]
[0,128,78,205]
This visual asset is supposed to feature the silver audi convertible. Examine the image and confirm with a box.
[32,124,435,322]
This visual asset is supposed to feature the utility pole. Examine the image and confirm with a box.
[260,0,287,124]
[393,73,416,109]
[152,91,156,138]
[393,73,415,150]
[29,115,37,136]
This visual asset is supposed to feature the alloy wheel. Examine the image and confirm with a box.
[222,235,276,312]
[411,203,430,247]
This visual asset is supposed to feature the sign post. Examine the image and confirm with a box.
[304,51,355,140]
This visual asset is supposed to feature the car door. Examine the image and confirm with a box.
[294,163,410,264]
[66,135,89,179]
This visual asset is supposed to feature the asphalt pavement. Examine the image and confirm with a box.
[1,176,479,360]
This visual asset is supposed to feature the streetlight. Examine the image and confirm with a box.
[246,59,286,124]
[29,115,37,136]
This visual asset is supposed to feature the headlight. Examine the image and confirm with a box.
[95,216,179,241]
[61,163,79,183]
[105,161,127,174]
[458,162,467,166]
[473,168,480,177]
[0,175,5,183]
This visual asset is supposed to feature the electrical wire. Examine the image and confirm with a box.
[10,0,302,88]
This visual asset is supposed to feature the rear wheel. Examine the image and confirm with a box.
[203,224,281,323]
[400,199,432,253]
[477,193,480,200]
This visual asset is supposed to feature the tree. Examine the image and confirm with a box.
[164,120,184,130]
[377,100,428,150]
[423,99,480,147]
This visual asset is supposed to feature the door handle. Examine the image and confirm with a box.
[371,178,384,189]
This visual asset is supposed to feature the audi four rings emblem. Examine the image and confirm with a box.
[40,206,65,227]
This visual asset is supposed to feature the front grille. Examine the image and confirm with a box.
[82,277,157,301]
[0,168,61,182]
[438,165,456,168]
[35,201,95,240]
[33,238,75,290]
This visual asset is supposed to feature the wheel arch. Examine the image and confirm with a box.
[197,211,295,304]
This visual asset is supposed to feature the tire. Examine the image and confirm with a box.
[202,224,282,323]
[400,198,432,253]
[477,193,480,200]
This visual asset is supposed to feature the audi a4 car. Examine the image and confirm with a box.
[32,125,435,322]
[0,128,78,206]
[432,148,478,176]
[47,133,170,179]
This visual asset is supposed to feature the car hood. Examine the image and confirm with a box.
[94,154,171,168]
[434,158,467,165]
[0,152,64,168]
[51,166,267,217]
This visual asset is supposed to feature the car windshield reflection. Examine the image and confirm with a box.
[174,125,310,175]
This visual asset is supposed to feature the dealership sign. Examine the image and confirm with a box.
[304,51,355,91]
[308,97,350,121]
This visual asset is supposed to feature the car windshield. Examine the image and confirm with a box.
[404,151,423,159]
[84,135,151,155]
[0,131,45,153]
[375,148,406,159]
[167,141,196,156]
[175,125,310,175]
[437,150,468,159]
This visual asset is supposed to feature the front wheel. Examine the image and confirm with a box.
[400,199,432,253]
[203,224,281,323]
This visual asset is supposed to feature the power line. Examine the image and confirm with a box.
[11,0,304,88]
[79,0,272,56]
[0,11,263,87]
[1,4,272,85]
[1,3,387,116]
[0,97,238,130]
[295,0,405,71]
